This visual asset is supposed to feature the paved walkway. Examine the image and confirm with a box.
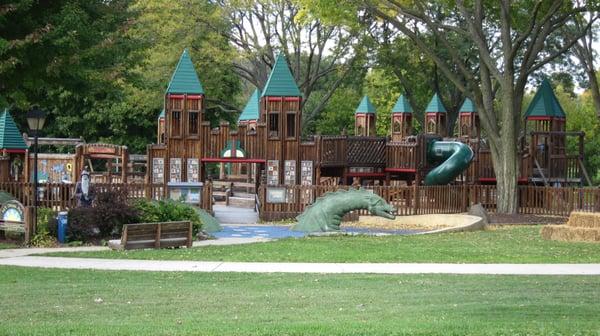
[213,205,258,224]
[1,256,599,275]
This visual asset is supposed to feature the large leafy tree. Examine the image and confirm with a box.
[201,0,368,129]
[127,0,242,133]
[0,0,141,144]
[301,0,599,213]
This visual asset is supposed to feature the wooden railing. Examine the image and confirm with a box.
[386,141,419,171]
[0,182,166,211]
[346,136,386,167]
[258,184,600,220]
[319,136,347,166]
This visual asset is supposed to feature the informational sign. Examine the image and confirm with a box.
[266,187,286,203]
[300,161,314,204]
[267,160,279,186]
[87,146,117,155]
[187,158,199,182]
[0,200,25,232]
[169,158,182,183]
[152,158,164,184]
[300,161,313,185]
[284,160,296,185]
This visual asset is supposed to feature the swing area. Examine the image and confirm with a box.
[0,49,593,223]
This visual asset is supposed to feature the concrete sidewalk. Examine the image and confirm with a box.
[1,256,600,275]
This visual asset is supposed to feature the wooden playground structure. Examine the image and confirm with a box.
[0,49,593,220]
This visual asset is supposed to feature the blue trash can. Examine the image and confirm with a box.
[57,211,68,244]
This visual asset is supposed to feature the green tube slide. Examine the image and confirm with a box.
[424,141,474,185]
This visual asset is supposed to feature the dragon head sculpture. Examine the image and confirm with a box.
[367,195,396,219]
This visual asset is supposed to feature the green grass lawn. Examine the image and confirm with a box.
[0,241,18,249]
[1,266,599,336]
[46,226,600,263]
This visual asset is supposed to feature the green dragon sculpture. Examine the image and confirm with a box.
[292,188,396,232]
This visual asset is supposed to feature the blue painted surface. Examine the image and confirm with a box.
[214,225,422,239]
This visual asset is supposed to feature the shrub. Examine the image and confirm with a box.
[67,190,139,242]
[31,208,57,247]
[133,199,203,235]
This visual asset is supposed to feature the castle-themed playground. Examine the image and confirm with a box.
[0,49,595,222]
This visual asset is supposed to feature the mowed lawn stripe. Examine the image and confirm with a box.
[43,226,600,263]
[1,266,599,335]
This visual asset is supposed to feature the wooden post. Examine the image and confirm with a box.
[23,206,35,244]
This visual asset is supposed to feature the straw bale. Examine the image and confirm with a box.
[541,225,600,243]
[567,212,600,229]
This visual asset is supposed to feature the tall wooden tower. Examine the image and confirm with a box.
[424,93,447,137]
[260,54,302,186]
[355,95,376,136]
[457,98,479,139]
[391,94,413,141]
[161,49,205,184]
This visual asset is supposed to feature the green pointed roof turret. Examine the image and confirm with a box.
[525,79,566,119]
[261,54,301,97]
[425,93,447,113]
[355,96,376,114]
[238,89,261,121]
[166,49,205,95]
[459,98,477,113]
[158,108,165,120]
[391,95,413,114]
[0,109,28,150]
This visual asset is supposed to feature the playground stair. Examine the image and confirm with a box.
[541,212,600,242]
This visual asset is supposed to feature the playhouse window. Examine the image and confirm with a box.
[427,119,436,134]
[189,111,199,135]
[286,113,296,138]
[461,123,469,137]
[392,117,402,134]
[171,111,181,136]
[268,113,279,138]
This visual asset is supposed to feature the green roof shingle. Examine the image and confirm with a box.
[238,89,261,121]
[525,79,566,119]
[166,49,205,95]
[425,93,447,113]
[0,109,28,150]
[459,98,477,113]
[262,54,301,97]
[391,95,413,113]
[355,96,376,114]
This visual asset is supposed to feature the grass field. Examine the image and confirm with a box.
[45,226,600,263]
[1,266,599,335]
[0,241,18,249]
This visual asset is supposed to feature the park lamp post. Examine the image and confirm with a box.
[26,107,46,227]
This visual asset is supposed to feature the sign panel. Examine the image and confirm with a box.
[267,160,279,186]
[87,146,117,155]
[266,187,286,203]
[170,158,182,183]
[187,158,199,182]
[152,158,164,184]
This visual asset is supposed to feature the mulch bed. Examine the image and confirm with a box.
[489,214,566,225]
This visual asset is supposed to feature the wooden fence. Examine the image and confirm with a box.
[258,184,600,220]
[0,182,166,211]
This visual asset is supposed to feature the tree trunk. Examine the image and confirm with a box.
[488,92,520,214]
[491,139,519,214]
[586,69,600,118]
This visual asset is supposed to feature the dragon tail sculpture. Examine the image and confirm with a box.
[291,188,396,232]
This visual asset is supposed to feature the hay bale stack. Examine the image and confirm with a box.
[567,212,600,229]
[541,212,600,243]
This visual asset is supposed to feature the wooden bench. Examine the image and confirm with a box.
[110,221,193,250]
